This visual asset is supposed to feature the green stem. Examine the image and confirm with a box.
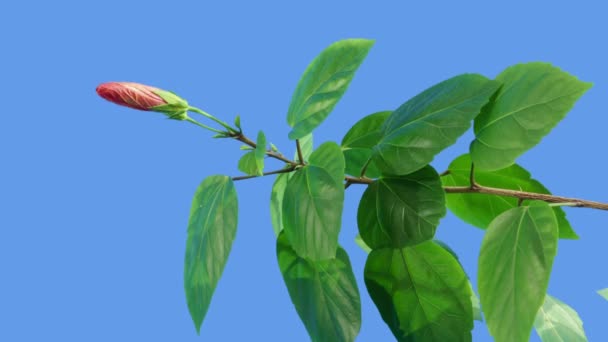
[232,166,296,181]
[185,117,225,134]
[188,106,238,133]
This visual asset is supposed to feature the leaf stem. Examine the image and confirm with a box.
[295,139,305,165]
[185,117,226,134]
[188,106,238,133]
[232,166,297,181]
[469,163,478,189]
[360,158,372,177]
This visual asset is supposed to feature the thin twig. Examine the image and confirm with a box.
[234,133,297,166]
[232,166,296,181]
[443,185,608,211]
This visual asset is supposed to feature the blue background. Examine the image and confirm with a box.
[1,1,606,341]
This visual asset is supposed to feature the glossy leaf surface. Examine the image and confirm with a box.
[478,201,558,342]
[442,154,578,239]
[283,142,345,260]
[184,176,238,333]
[471,62,592,170]
[357,166,445,248]
[341,111,390,178]
[365,241,473,341]
[372,74,500,176]
[287,39,374,140]
[277,232,361,342]
[534,294,588,342]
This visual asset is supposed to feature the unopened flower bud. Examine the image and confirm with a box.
[96,82,189,120]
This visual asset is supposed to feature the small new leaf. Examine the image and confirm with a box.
[255,131,266,176]
[238,151,260,176]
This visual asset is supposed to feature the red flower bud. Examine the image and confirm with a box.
[96,82,166,111]
[96,82,190,120]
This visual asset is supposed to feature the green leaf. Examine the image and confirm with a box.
[270,173,289,236]
[534,294,588,342]
[254,131,266,176]
[364,241,473,341]
[442,153,578,239]
[478,201,559,342]
[433,240,483,322]
[357,166,445,249]
[184,175,238,333]
[599,288,608,300]
[283,142,345,260]
[237,151,260,176]
[372,74,500,176]
[234,115,241,130]
[239,145,253,151]
[341,111,390,178]
[296,133,314,161]
[287,39,375,140]
[277,232,361,342]
[471,62,592,171]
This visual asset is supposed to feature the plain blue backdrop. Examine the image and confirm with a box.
[1,1,607,341]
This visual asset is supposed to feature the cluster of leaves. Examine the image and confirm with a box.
[178,39,605,341]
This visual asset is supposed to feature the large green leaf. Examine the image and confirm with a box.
[534,294,588,342]
[478,201,559,342]
[442,153,578,239]
[365,241,473,341]
[372,74,500,176]
[341,111,390,178]
[277,232,361,342]
[287,39,374,140]
[282,142,345,260]
[357,166,445,249]
[471,62,592,171]
[270,173,289,236]
[599,288,608,300]
[184,175,238,333]
[254,130,266,176]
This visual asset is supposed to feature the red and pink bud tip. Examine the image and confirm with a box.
[96,81,191,121]
[96,82,167,111]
